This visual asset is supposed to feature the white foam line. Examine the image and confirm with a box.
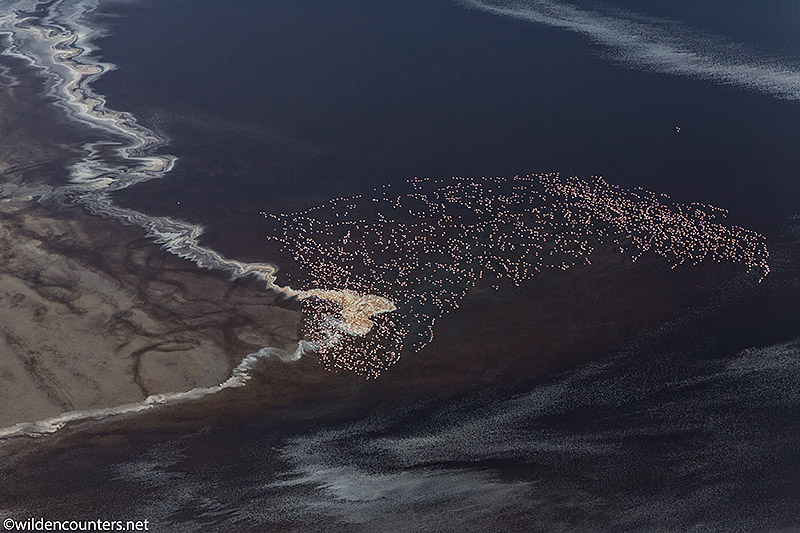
[0,0,338,439]
[0,1,384,302]
[457,0,800,101]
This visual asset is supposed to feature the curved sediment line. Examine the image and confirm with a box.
[0,0,394,307]
[1,0,172,182]
[0,0,391,438]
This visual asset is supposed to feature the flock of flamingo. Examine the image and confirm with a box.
[263,173,769,378]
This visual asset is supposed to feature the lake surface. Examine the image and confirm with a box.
[97,0,800,253]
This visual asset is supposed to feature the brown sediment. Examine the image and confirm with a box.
[0,54,302,429]
[0,39,313,431]
[0,200,302,429]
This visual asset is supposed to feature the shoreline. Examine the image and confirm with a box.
[0,14,308,432]
[0,198,304,431]
[0,0,385,435]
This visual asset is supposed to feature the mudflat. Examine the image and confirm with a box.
[0,57,302,428]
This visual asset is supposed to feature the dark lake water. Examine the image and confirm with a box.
[94,0,800,262]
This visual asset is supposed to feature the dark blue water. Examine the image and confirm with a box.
[93,0,800,262]
[596,0,800,53]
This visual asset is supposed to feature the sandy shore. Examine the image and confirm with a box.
[0,54,302,428]
[0,200,302,429]
[0,66,300,427]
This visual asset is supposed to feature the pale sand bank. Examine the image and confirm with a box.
[0,198,302,428]
[0,49,301,429]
